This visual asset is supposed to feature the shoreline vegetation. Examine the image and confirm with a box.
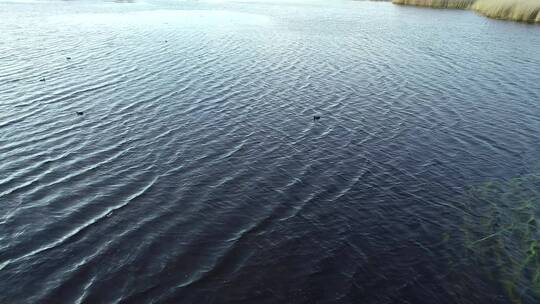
[389,0,540,23]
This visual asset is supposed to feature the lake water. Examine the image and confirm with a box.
[1,0,540,303]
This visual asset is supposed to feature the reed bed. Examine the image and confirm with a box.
[390,0,540,23]
[391,0,475,9]
[472,0,540,23]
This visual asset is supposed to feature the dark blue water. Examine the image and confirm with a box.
[1,0,540,303]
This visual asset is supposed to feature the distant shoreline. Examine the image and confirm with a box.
[383,0,540,24]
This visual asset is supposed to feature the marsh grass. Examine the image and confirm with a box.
[391,0,475,9]
[472,0,540,23]
[391,0,540,23]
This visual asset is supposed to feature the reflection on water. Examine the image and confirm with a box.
[0,0,540,303]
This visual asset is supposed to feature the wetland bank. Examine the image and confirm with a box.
[391,0,540,23]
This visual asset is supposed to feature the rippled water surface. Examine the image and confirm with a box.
[1,0,540,303]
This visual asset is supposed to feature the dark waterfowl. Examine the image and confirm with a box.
[39,78,45,82]
[66,57,71,60]
[76,111,84,116]
[313,115,321,121]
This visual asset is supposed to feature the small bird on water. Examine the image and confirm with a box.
[66,57,71,60]
[313,115,321,121]
[39,78,45,82]
[76,111,84,116]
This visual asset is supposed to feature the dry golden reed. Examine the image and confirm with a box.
[472,0,540,23]
[391,0,475,9]
[391,0,540,23]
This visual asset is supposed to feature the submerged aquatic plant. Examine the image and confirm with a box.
[461,174,540,303]
[472,0,540,23]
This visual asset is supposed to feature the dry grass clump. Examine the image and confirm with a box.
[391,0,475,9]
[472,0,540,23]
